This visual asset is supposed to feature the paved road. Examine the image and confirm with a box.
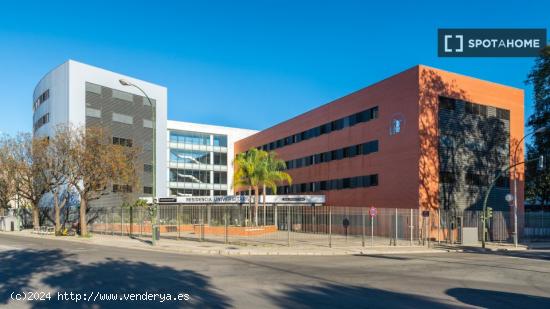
[1,234,550,308]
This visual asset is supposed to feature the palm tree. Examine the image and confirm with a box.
[232,148,266,225]
[259,151,292,225]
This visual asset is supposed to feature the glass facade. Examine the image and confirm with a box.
[168,130,229,196]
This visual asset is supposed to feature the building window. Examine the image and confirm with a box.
[170,131,210,145]
[33,89,50,111]
[277,174,378,194]
[213,135,227,147]
[256,106,379,151]
[465,102,487,117]
[170,188,210,197]
[284,140,378,170]
[33,113,50,132]
[112,112,133,125]
[113,184,132,193]
[143,119,153,128]
[113,137,133,147]
[213,152,227,165]
[214,190,227,196]
[439,96,456,110]
[85,82,102,95]
[214,171,227,184]
[144,164,153,173]
[143,186,153,194]
[170,168,210,183]
[496,108,510,121]
[170,149,210,164]
[86,107,101,118]
[112,89,134,102]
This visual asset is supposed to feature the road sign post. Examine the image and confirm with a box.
[369,207,377,247]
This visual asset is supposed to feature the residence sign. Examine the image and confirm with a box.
[155,195,326,205]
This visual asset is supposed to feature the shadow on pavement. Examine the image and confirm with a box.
[0,248,230,308]
[446,288,550,308]
[0,249,72,305]
[266,283,457,308]
[35,258,231,308]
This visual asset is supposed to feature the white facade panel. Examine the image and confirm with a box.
[34,60,255,199]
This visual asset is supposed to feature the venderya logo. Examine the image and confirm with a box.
[438,29,546,57]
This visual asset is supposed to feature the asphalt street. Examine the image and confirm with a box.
[1,233,550,308]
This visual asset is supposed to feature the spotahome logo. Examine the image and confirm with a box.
[438,29,547,57]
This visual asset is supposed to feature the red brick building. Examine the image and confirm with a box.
[235,65,524,214]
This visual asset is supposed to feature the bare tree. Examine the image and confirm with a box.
[0,135,16,213]
[44,126,75,234]
[67,126,139,236]
[5,133,52,229]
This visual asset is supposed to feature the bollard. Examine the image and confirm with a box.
[394,208,398,246]
[362,208,365,247]
[287,206,291,247]
[177,205,180,240]
[207,205,211,226]
[328,207,332,248]
[410,208,413,246]
[121,207,123,236]
[437,208,444,244]
[225,206,229,244]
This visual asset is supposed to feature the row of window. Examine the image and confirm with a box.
[285,140,379,170]
[112,184,132,193]
[113,137,133,147]
[169,131,228,147]
[439,171,509,188]
[33,89,50,111]
[86,82,157,107]
[169,149,227,165]
[439,96,510,120]
[33,113,50,132]
[257,106,379,152]
[169,188,227,197]
[86,108,153,128]
[169,169,227,184]
[111,184,152,194]
[113,184,153,194]
[275,174,379,194]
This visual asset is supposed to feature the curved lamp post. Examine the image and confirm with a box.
[510,126,548,247]
[119,79,157,245]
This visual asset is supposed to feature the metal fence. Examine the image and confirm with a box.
[88,205,422,247]
[524,211,550,240]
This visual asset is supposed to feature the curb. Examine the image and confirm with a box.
[1,231,450,256]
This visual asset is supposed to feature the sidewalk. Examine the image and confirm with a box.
[2,230,448,256]
[433,241,532,252]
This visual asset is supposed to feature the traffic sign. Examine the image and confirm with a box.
[369,207,377,217]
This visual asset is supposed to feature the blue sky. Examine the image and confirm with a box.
[0,0,548,135]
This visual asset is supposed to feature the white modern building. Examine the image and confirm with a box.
[167,121,257,197]
[33,60,256,206]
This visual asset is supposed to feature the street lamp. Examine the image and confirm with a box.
[119,79,158,245]
[511,126,548,248]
